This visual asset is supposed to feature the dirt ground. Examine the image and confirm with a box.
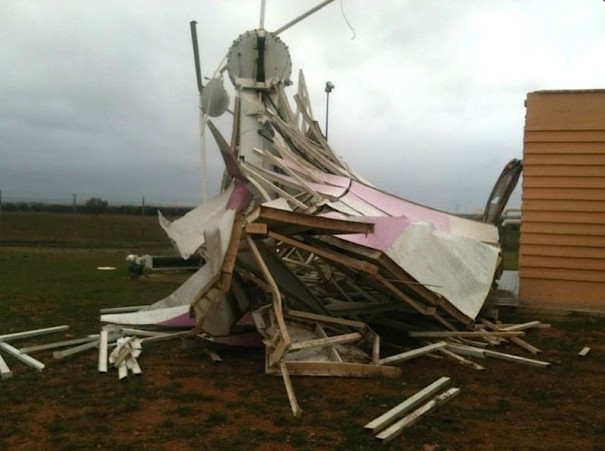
[0,216,603,450]
[1,316,604,451]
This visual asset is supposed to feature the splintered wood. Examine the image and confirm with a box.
[364,377,460,443]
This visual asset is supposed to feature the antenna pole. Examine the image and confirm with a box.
[274,0,335,35]
[259,0,266,29]
[189,21,203,93]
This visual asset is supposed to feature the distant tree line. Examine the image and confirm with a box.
[0,197,192,217]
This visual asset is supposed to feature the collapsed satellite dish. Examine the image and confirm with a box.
[201,77,230,117]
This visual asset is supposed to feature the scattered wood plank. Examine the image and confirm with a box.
[378,342,447,365]
[499,321,542,332]
[480,319,542,355]
[364,376,450,434]
[315,323,342,363]
[99,305,146,314]
[128,357,142,375]
[483,349,551,368]
[437,348,485,371]
[280,361,302,417]
[98,330,109,373]
[19,336,98,354]
[0,342,45,372]
[286,309,367,329]
[54,338,101,360]
[372,333,380,365]
[120,328,173,338]
[0,353,13,380]
[376,387,461,444]
[284,361,401,378]
[445,343,486,359]
[289,332,363,352]
[509,337,542,355]
[139,331,192,344]
[578,347,591,357]
[0,325,69,342]
[118,362,128,380]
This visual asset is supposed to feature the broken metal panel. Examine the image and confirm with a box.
[483,158,523,224]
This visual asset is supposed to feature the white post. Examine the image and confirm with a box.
[259,0,266,29]
[199,93,209,204]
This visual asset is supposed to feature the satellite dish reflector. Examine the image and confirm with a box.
[201,78,229,117]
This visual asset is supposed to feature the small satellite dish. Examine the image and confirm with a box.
[201,77,230,117]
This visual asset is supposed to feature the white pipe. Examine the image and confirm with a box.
[274,0,336,35]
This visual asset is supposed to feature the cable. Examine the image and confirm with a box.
[340,0,356,40]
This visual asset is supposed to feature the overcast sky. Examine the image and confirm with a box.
[2,1,604,212]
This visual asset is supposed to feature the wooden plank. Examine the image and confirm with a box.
[445,343,486,359]
[289,332,363,352]
[376,387,460,444]
[248,206,374,236]
[408,331,524,338]
[315,323,342,363]
[578,347,591,357]
[374,273,436,317]
[268,231,380,275]
[483,349,551,368]
[245,235,291,354]
[129,357,142,375]
[378,342,447,365]
[0,342,45,372]
[118,362,128,380]
[0,325,69,342]
[437,348,485,371]
[285,309,367,329]
[19,336,98,354]
[480,319,542,355]
[284,361,401,378]
[99,305,146,314]
[372,334,380,365]
[98,330,108,373]
[0,353,13,379]
[120,328,169,337]
[139,331,192,344]
[499,320,542,332]
[364,377,450,433]
[53,338,101,360]
[240,164,309,209]
[280,361,302,417]
[245,223,268,235]
[218,213,245,291]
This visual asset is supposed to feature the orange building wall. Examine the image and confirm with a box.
[520,90,605,307]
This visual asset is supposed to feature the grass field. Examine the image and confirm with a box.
[0,212,603,450]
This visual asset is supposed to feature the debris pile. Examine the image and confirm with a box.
[95,9,529,416]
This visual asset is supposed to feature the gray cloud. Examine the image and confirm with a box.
[1,0,604,212]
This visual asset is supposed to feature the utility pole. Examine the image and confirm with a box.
[324,81,334,139]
